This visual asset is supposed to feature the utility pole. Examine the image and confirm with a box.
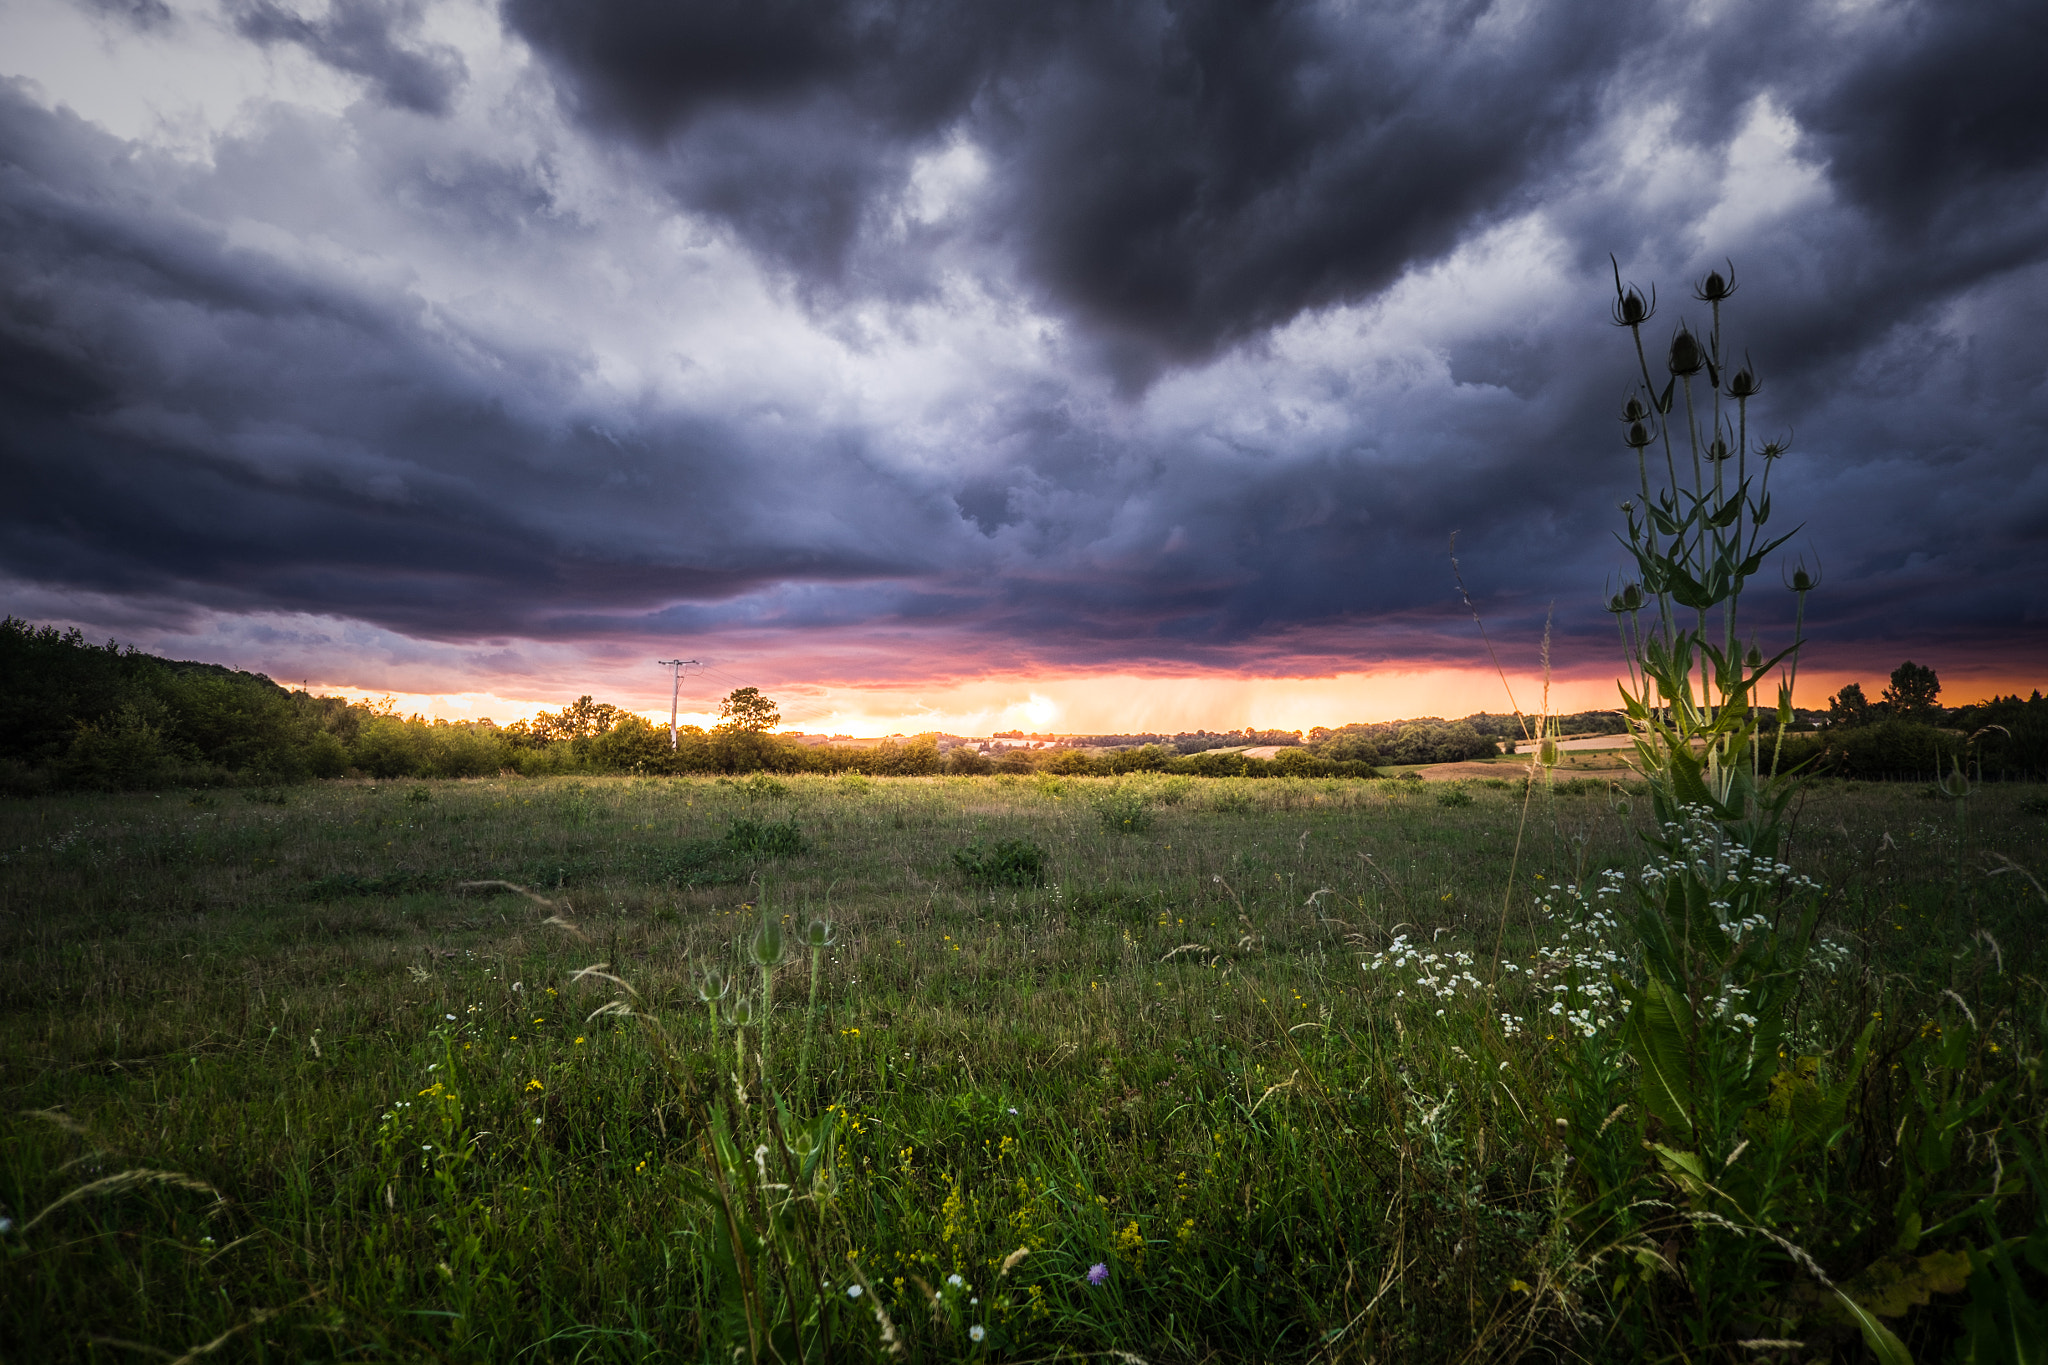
[657,659,700,749]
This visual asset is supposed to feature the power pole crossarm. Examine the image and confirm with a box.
[657,658,700,750]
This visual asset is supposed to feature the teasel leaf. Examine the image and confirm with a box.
[1657,376,1676,413]
[1834,1291,1913,1365]
[1623,978,1696,1141]
[1666,565,1713,611]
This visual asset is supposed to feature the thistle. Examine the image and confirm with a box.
[725,994,757,1100]
[749,881,788,1088]
[797,915,839,1087]
[695,965,732,1051]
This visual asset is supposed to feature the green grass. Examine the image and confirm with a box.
[2,773,2043,1361]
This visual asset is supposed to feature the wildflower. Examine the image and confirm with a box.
[846,1284,864,1299]
[444,1013,456,1021]
[1086,1263,1109,1285]
[574,1036,585,1045]
[970,1325,986,1342]
[526,1079,544,1092]
[947,1274,965,1288]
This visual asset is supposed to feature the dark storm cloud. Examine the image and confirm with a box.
[1796,0,2048,239]
[234,0,468,115]
[0,83,943,638]
[4,0,2048,687]
[506,0,1653,373]
[505,0,2048,380]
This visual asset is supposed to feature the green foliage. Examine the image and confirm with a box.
[724,816,807,859]
[1884,661,1944,723]
[716,687,781,734]
[1094,787,1156,833]
[949,835,1048,886]
[2,777,2045,1361]
[1831,681,1876,728]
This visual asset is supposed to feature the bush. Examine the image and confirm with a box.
[1043,748,1102,776]
[949,837,1047,887]
[724,816,807,858]
[944,747,992,775]
[63,704,179,790]
[1094,788,1156,834]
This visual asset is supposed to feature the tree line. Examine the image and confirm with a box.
[1776,660,2048,780]
[5,619,2041,791]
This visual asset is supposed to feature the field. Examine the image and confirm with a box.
[2,772,2044,1362]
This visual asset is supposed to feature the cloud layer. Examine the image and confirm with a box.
[2,0,2045,713]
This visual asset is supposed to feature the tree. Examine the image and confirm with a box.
[529,695,625,744]
[1882,661,1941,722]
[1828,683,1873,728]
[717,687,780,734]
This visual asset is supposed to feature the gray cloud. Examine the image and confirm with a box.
[235,0,468,115]
[2,0,2046,690]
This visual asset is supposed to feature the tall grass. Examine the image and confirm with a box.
[1,772,2042,1360]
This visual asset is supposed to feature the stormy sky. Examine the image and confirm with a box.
[2,0,2045,730]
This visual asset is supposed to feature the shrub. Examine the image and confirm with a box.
[724,816,807,858]
[1043,748,1102,776]
[944,747,992,775]
[949,837,1047,886]
[1094,788,1156,834]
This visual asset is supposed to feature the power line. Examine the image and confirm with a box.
[687,663,839,730]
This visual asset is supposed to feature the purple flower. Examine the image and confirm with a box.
[1086,1263,1109,1286]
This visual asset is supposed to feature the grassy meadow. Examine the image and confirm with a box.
[2,771,2044,1362]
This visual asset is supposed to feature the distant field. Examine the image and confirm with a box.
[2,774,2043,1361]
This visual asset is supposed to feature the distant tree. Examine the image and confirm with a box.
[716,687,780,734]
[529,695,626,744]
[1828,683,1873,728]
[1882,661,1942,723]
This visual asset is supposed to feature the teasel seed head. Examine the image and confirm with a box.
[1667,325,1704,377]
[695,967,732,1003]
[1727,355,1760,398]
[1609,255,1656,327]
[1759,435,1789,460]
[751,914,786,967]
[1621,395,1649,423]
[1693,262,1737,302]
[1785,557,1821,593]
[1625,420,1655,450]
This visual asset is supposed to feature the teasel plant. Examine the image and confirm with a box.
[797,914,838,1089]
[1586,260,1915,1358]
[1607,255,1808,817]
[749,882,790,1091]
